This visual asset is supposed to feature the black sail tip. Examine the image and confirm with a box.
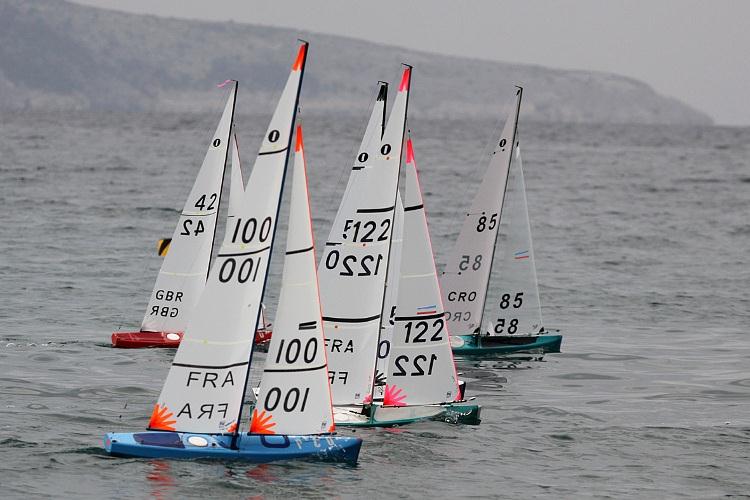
[297,38,309,45]
[401,63,414,69]
[377,82,388,101]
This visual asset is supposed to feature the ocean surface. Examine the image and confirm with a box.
[1,107,748,499]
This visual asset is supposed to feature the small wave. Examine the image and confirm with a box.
[554,372,620,381]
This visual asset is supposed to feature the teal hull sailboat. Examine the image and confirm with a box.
[442,87,562,358]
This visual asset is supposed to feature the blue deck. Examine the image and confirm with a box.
[104,431,361,464]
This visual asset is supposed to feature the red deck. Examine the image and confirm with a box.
[112,328,273,349]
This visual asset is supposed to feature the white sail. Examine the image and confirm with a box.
[250,126,335,435]
[488,144,543,336]
[441,88,522,336]
[140,83,237,334]
[319,68,411,406]
[148,43,308,435]
[385,139,459,406]
[373,194,404,400]
[226,133,245,222]
[325,82,388,242]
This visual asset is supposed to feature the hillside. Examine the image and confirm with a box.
[0,0,712,124]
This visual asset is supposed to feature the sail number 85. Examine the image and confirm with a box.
[476,213,497,232]
[459,254,482,271]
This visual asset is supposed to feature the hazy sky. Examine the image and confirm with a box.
[72,0,750,126]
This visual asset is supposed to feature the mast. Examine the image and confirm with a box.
[477,87,522,334]
[232,41,309,447]
[208,82,238,281]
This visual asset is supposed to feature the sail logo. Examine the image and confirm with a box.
[446,290,477,302]
[514,250,529,260]
[148,289,184,318]
[417,305,437,315]
[324,338,354,353]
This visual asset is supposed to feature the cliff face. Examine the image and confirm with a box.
[0,0,712,124]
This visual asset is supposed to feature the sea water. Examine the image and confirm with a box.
[0,110,748,498]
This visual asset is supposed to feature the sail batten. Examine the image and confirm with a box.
[150,42,308,436]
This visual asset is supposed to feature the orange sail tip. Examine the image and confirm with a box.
[406,138,415,164]
[148,404,177,431]
[399,66,411,92]
[249,409,277,435]
[292,43,307,71]
[295,125,304,152]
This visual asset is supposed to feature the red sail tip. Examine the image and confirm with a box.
[399,67,411,91]
[295,125,304,152]
[292,43,307,71]
[406,138,415,164]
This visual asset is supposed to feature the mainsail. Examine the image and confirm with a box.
[441,88,522,336]
[319,68,411,406]
[385,139,459,406]
[140,83,237,335]
[148,42,308,435]
[250,126,335,435]
[488,143,543,336]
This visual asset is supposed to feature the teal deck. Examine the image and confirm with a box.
[451,333,563,356]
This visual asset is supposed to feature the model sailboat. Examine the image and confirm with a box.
[111,83,236,348]
[105,42,359,462]
[355,138,480,426]
[442,88,562,356]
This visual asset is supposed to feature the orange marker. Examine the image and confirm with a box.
[292,43,307,71]
[295,124,304,152]
[406,138,415,164]
[399,66,411,92]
